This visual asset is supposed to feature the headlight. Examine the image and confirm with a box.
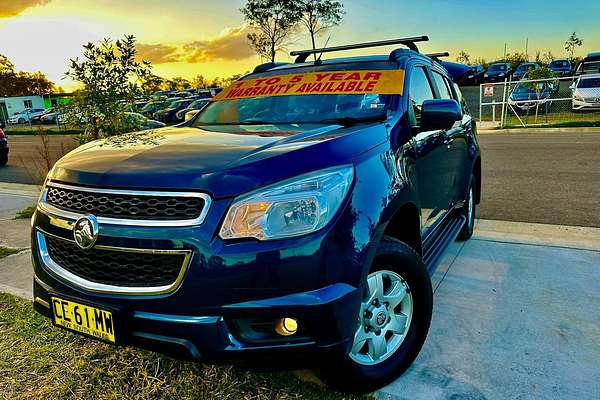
[219,165,354,240]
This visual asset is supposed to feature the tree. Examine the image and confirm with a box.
[164,77,191,91]
[564,32,583,61]
[242,0,303,62]
[0,53,56,97]
[298,0,344,60]
[535,50,554,65]
[505,52,528,69]
[456,51,471,64]
[523,66,555,123]
[192,74,209,88]
[65,35,152,142]
[141,74,165,94]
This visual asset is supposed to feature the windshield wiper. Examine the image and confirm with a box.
[238,119,275,125]
[315,115,387,126]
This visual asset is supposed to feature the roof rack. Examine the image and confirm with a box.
[290,36,429,63]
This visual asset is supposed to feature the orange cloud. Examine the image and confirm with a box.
[0,0,50,17]
[136,43,180,64]
[183,25,254,63]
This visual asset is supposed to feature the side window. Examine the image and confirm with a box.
[23,100,33,109]
[431,71,453,100]
[409,67,434,128]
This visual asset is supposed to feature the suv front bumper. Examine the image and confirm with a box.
[30,191,365,361]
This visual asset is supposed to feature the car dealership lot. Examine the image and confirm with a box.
[1,214,599,399]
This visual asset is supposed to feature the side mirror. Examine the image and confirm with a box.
[420,99,463,131]
[569,83,575,90]
[184,110,199,122]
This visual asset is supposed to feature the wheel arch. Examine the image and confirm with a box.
[381,202,422,257]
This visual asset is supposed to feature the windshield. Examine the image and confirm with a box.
[516,64,533,72]
[489,64,507,71]
[194,93,392,126]
[578,78,600,88]
[550,60,569,68]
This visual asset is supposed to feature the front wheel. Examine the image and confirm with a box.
[327,237,433,392]
[18,118,25,124]
[458,175,476,240]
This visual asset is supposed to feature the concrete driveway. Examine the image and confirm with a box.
[0,183,599,398]
[378,221,600,400]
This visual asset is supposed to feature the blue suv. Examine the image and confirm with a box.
[31,36,481,391]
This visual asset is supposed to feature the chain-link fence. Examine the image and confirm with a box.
[477,75,600,127]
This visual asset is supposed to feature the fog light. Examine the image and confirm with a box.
[275,317,298,336]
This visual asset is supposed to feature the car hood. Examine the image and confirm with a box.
[50,123,388,198]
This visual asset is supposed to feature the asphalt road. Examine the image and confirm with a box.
[1,130,599,228]
[0,135,77,185]
[477,130,600,228]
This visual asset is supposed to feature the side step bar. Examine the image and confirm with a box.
[423,215,466,274]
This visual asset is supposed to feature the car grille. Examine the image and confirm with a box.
[45,184,205,221]
[45,235,187,287]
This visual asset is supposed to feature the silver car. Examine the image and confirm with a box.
[571,73,600,111]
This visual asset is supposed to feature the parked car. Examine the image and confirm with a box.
[570,73,600,111]
[40,111,64,124]
[31,37,481,391]
[174,99,211,122]
[153,98,196,123]
[575,52,600,76]
[512,62,539,80]
[140,100,170,118]
[124,112,166,130]
[0,122,8,167]
[460,64,485,85]
[508,81,553,112]
[548,59,573,76]
[483,62,512,82]
[31,108,55,124]
[8,108,46,124]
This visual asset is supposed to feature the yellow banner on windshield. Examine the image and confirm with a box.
[214,70,405,101]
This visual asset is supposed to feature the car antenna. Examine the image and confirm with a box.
[314,35,332,65]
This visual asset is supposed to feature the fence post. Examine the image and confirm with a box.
[479,83,483,122]
[500,78,508,128]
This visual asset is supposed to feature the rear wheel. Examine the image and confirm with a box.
[327,237,432,392]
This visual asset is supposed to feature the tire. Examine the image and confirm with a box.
[18,118,25,124]
[457,174,476,241]
[327,237,433,393]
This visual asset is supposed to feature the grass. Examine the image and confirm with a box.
[0,247,20,259]
[14,206,36,220]
[504,120,600,129]
[0,293,364,400]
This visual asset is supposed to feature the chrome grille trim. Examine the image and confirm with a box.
[36,229,193,296]
[38,182,212,227]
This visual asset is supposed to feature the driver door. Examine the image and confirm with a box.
[408,66,453,236]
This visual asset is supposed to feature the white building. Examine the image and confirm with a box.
[0,95,45,122]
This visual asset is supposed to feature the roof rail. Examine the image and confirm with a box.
[425,52,450,59]
[252,62,290,74]
[290,36,429,63]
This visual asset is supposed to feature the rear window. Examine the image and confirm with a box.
[489,64,507,71]
[551,60,569,68]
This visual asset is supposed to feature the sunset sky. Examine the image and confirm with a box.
[1,0,599,90]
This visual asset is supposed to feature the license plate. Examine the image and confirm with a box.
[51,297,116,343]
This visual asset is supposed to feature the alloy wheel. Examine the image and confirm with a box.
[349,269,413,365]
